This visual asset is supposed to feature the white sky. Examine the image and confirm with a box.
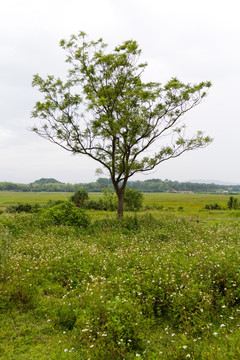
[0,0,240,184]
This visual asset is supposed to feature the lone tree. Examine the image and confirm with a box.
[31,32,212,217]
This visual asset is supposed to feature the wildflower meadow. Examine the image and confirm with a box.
[0,193,240,359]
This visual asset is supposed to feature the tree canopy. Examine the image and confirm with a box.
[31,31,212,216]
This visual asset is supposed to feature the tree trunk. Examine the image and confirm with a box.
[117,190,124,218]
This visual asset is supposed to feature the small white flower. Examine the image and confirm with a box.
[213,332,218,336]
[64,349,68,352]
[183,345,188,349]
[220,324,226,327]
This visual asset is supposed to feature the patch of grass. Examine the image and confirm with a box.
[1,191,240,358]
[1,210,240,358]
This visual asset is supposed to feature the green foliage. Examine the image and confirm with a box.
[33,177,62,185]
[2,211,240,358]
[38,201,90,227]
[0,225,12,280]
[32,31,212,216]
[6,202,41,213]
[85,199,106,211]
[102,188,118,211]
[53,303,77,330]
[44,199,65,208]
[84,188,118,211]
[177,206,184,211]
[227,196,239,210]
[124,188,143,211]
[205,203,222,210]
[70,188,89,208]
[2,177,240,193]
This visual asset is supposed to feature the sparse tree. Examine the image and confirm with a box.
[31,32,212,217]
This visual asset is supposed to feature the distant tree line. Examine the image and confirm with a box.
[78,178,240,193]
[0,181,79,192]
[0,177,239,193]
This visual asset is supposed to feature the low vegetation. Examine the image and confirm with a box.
[0,192,240,358]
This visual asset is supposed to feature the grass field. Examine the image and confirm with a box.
[1,192,240,359]
[0,192,101,211]
[0,191,232,211]
[143,192,229,210]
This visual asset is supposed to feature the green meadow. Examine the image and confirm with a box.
[1,192,240,359]
[0,191,231,211]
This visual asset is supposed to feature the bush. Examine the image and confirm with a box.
[38,201,90,228]
[6,203,41,213]
[102,188,118,211]
[205,203,222,210]
[86,188,118,211]
[144,204,164,210]
[44,200,65,208]
[70,189,89,208]
[124,188,143,211]
[86,199,107,211]
[227,196,239,210]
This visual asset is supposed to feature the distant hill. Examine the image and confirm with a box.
[32,178,63,185]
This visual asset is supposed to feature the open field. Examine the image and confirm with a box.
[0,192,101,211]
[143,192,229,210]
[1,192,240,358]
[0,191,233,212]
[0,191,238,223]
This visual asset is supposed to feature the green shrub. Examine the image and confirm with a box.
[70,189,89,208]
[86,189,117,211]
[6,203,41,213]
[102,188,118,211]
[227,196,239,210]
[44,200,65,208]
[54,303,77,330]
[124,188,143,211]
[0,226,12,280]
[144,203,164,210]
[86,199,107,211]
[92,213,159,234]
[205,203,222,210]
[38,201,90,227]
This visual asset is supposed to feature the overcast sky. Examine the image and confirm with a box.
[1,0,240,184]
